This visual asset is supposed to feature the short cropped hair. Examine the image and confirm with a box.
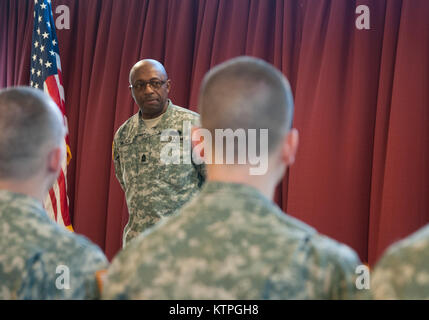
[198,56,294,153]
[0,87,65,179]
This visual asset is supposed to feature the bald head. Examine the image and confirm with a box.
[128,59,171,119]
[199,56,294,153]
[0,87,66,180]
[129,59,168,84]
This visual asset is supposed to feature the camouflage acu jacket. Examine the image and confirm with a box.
[371,224,429,299]
[0,190,108,299]
[102,181,361,299]
[113,100,205,246]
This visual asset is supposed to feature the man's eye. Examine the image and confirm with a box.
[151,81,162,87]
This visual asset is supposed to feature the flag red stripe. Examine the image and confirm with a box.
[49,188,58,221]
[57,169,71,226]
[45,76,62,111]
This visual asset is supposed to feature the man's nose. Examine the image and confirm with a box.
[143,83,154,93]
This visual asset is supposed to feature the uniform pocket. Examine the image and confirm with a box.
[118,140,140,187]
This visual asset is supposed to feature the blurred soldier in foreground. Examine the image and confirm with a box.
[371,226,429,299]
[113,59,205,246]
[103,57,361,299]
[0,87,108,299]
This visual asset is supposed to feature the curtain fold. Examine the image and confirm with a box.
[368,0,429,264]
[1,0,428,264]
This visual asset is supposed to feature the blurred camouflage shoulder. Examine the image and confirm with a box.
[102,182,361,299]
[0,190,108,299]
[262,209,361,299]
[371,224,429,299]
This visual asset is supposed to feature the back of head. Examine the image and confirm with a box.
[0,86,65,180]
[198,56,294,153]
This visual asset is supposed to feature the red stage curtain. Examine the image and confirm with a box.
[1,0,428,265]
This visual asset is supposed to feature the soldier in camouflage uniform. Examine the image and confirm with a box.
[113,59,205,246]
[370,225,429,299]
[103,57,361,299]
[0,87,108,299]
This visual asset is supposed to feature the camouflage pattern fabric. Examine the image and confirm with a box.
[102,181,361,299]
[371,224,429,299]
[0,190,108,299]
[113,100,205,246]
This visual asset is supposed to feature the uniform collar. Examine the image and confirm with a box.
[201,180,271,204]
[197,181,316,234]
[128,99,174,140]
[0,189,47,220]
[152,99,175,132]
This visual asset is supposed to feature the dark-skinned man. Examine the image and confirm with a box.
[113,59,205,247]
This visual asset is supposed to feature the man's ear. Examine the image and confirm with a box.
[130,87,136,102]
[166,79,171,94]
[191,126,204,159]
[47,146,64,173]
[281,128,299,166]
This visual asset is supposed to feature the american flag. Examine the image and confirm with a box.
[30,0,73,231]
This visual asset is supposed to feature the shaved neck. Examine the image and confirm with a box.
[0,174,47,204]
[206,163,280,200]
